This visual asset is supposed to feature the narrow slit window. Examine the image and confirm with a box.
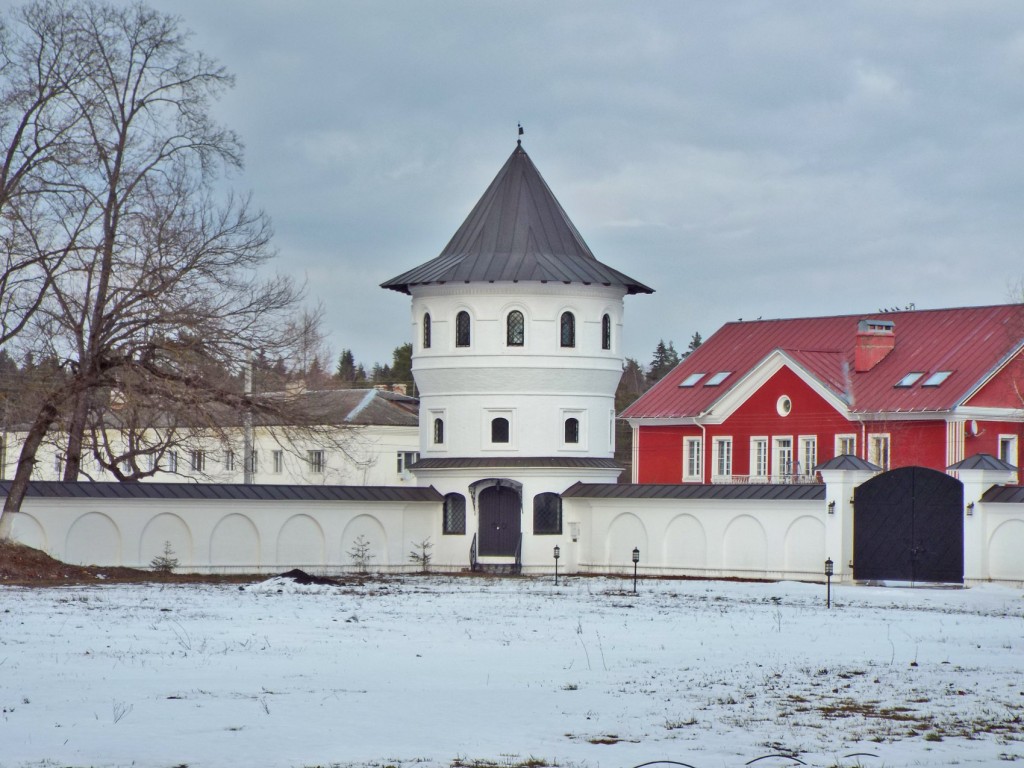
[601,314,611,350]
[560,312,575,348]
[433,417,444,445]
[422,313,431,349]
[456,311,471,347]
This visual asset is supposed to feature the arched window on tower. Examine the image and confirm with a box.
[507,310,525,347]
[456,310,471,347]
[491,417,510,444]
[433,417,444,445]
[533,492,562,534]
[602,313,611,350]
[423,312,431,349]
[564,417,579,444]
[443,493,466,535]
[560,311,575,348]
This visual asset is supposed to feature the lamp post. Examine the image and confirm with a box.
[632,547,640,594]
[553,545,561,586]
[824,557,834,609]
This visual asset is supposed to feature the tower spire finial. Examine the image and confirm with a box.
[517,122,524,146]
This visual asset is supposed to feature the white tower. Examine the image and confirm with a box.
[382,141,651,571]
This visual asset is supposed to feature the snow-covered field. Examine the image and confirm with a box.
[1,575,1021,768]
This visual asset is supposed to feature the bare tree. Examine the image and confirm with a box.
[0,1,310,534]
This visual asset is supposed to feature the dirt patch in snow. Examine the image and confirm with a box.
[0,539,252,586]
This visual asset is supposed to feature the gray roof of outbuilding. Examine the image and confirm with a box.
[561,482,825,501]
[381,143,653,296]
[1,481,442,503]
[980,485,1024,503]
[947,453,1019,471]
[814,455,883,472]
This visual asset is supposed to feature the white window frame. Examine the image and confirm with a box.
[774,436,794,480]
[835,434,856,458]
[712,437,733,480]
[167,451,178,473]
[307,449,325,474]
[560,408,587,450]
[683,436,703,482]
[272,449,284,474]
[430,409,447,448]
[483,408,516,450]
[397,451,420,475]
[190,450,205,473]
[998,434,1018,467]
[798,436,817,477]
[750,437,768,480]
[224,450,235,472]
[869,433,891,471]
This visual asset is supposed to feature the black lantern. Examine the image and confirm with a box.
[553,545,561,586]
[632,547,640,594]
[824,557,834,609]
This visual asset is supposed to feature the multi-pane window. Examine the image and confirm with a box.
[273,449,284,474]
[601,314,611,350]
[443,493,466,535]
[751,438,768,478]
[869,434,890,470]
[564,417,579,444]
[775,438,794,478]
[714,437,732,478]
[224,450,235,471]
[533,492,562,534]
[190,450,205,472]
[835,435,856,458]
[507,310,525,346]
[246,450,259,474]
[167,451,178,473]
[433,417,444,445]
[560,311,575,348]
[684,437,703,481]
[397,451,420,474]
[491,417,510,444]
[423,313,431,349]
[800,437,817,476]
[307,450,325,473]
[455,310,471,347]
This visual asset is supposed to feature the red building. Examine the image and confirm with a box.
[621,305,1024,484]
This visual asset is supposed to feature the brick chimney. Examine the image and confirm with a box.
[854,319,895,372]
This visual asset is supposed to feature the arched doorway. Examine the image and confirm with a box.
[853,466,963,583]
[477,484,522,557]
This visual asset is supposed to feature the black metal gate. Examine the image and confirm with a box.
[478,485,521,556]
[853,466,964,583]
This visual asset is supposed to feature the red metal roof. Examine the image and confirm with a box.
[621,304,1024,419]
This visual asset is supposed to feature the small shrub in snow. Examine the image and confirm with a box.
[347,535,374,574]
[150,541,179,574]
[408,537,433,573]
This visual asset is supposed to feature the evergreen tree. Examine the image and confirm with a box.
[647,340,680,383]
[684,332,703,358]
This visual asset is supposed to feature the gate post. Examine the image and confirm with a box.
[948,456,1018,583]
[819,462,880,583]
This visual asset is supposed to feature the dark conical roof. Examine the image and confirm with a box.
[381,143,653,295]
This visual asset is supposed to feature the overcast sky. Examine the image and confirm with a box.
[147,0,1024,368]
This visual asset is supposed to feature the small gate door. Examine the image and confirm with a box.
[478,485,521,557]
[853,466,963,583]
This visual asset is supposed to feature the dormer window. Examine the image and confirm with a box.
[680,373,705,387]
[704,371,731,387]
[895,372,924,387]
[922,371,952,387]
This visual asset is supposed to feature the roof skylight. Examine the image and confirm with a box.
[895,372,924,387]
[922,371,952,387]
[704,371,732,386]
[680,373,705,387]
